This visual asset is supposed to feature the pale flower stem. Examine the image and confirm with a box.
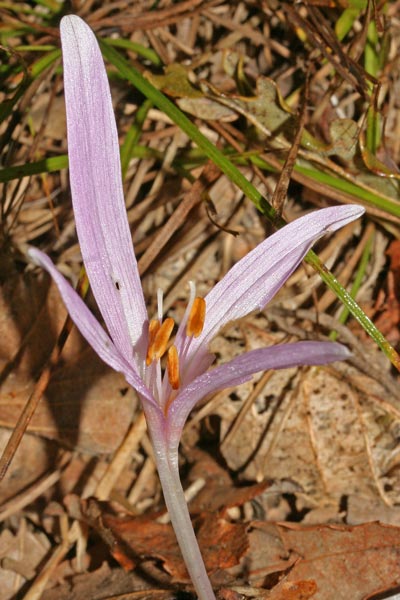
[155,450,216,600]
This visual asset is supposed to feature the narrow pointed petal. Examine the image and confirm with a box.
[180,205,364,379]
[167,341,351,450]
[28,247,157,408]
[60,15,147,360]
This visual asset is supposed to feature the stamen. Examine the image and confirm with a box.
[157,288,164,322]
[146,317,174,365]
[167,345,180,390]
[186,297,206,338]
[146,319,161,365]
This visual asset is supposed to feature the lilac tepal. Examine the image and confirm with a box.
[28,15,365,600]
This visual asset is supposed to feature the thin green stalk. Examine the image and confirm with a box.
[14,44,57,51]
[0,155,68,182]
[0,145,168,183]
[294,163,400,219]
[103,37,161,66]
[330,229,374,341]
[121,99,153,179]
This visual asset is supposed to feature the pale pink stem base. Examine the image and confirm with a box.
[155,449,216,600]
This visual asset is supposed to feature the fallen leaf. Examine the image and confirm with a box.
[145,63,203,98]
[0,522,51,600]
[0,428,58,504]
[0,273,137,454]
[0,351,136,454]
[201,77,358,159]
[40,561,175,600]
[267,579,318,600]
[77,497,248,582]
[187,448,269,515]
[347,495,400,527]
[197,513,249,573]
[218,361,397,506]
[241,520,400,599]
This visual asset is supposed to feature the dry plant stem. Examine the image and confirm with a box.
[271,74,309,213]
[22,519,80,600]
[137,161,219,275]
[221,370,274,451]
[95,411,147,501]
[0,312,74,481]
[0,462,65,521]
[155,448,215,600]
[0,270,87,480]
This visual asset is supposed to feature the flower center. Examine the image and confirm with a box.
[144,285,206,403]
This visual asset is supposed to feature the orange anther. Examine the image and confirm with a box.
[146,319,161,365]
[167,345,180,390]
[147,317,174,365]
[186,297,206,338]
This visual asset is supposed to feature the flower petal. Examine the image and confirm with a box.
[28,247,156,407]
[167,341,351,451]
[179,204,364,381]
[60,15,148,360]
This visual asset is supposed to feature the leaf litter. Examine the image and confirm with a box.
[1,1,400,599]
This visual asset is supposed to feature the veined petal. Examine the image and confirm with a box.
[60,15,147,361]
[167,341,351,451]
[28,247,156,408]
[180,204,364,379]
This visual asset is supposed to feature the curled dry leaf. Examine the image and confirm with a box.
[237,520,400,600]
[217,343,400,507]
[186,448,269,516]
[77,496,249,582]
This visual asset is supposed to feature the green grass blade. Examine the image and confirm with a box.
[330,228,374,341]
[0,155,68,182]
[294,164,400,219]
[103,37,162,66]
[121,99,152,179]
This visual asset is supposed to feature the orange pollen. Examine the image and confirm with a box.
[186,297,206,338]
[146,319,161,365]
[146,317,174,365]
[166,345,180,390]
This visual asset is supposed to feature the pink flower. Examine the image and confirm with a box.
[28,16,364,600]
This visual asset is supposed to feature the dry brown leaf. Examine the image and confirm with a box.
[347,495,400,527]
[266,579,318,600]
[0,274,137,454]
[70,498,400,599]
[197,513,249,573]
[40,561,174,600]
[369,239,400,345]
[101,511,248,581]
[77,497,248,582]
[0,521,51,600]
[217,351,398,506]
[239,520,400,600]
[0,429,59,504]
[188,448,269,516]
[217,589,244,600]
[29,95,67,141]
[201,77,358,160]
[0,358,136,454]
